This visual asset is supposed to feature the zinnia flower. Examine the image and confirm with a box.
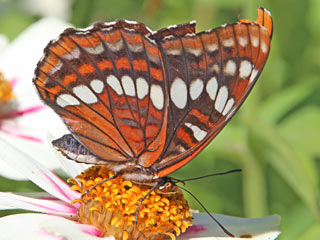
[0,136,281,239]
[0,17,71,180]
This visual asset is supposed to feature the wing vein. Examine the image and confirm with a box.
[37,79,129,159]
[93,31,136,156]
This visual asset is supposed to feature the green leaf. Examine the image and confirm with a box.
[247,119,319,216]
[0,11,35,41]
[279,106,320,156]
[260,80,319,124]
[299,222,320,240]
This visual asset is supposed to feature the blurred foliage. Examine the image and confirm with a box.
[0,0,320,239]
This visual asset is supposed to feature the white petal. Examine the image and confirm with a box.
[179,213,281,239]
[0,205,14,210]
[0,122,66,180]
[0,137,80,203]
[0,213,114,240]
[0,17,71,179]
[0,18,71,93]
[0,192,77,218]
[0,34,8,53]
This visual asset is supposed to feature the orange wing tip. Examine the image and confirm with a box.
[240,7,273,38]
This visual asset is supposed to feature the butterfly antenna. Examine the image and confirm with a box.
[178,185,235,237]
[178,169,241,182]
[82,172,120,198]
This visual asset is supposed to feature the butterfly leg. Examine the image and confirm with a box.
[135,182,160,224]
[81,171,120,198]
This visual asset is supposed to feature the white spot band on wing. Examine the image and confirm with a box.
[90,79,104,94]
[56,94,80,107]
[239,60,252,79]
[185,122,207,141]
[222,98,234,116]
[150,84,164,110]
[73,85,98,104]
[107,75,123,95]
[190,78,204,100]
[206,77,218,101]
[170,77,188,109]
[136,77,149,100]
[121,75,136,97]
[215,86,228,113]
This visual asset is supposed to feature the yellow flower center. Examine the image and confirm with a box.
[0,72,15,103]
[69,166,192,240]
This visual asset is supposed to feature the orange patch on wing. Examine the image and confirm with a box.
[133,60,148,72]
[116,57,131,70]
[122,31,143,45]
[55,36,78,54]
[97,29,122,45]
[47,85,63,97]
[78,63,95,75]
[162,39,181,50]
[190,109,210,125]
[98,59,113,71]
[63,73,77,85]
[145,40,159,55]
[177,128,194,147]
[150,67,163,81]
[181,36,202,49]
[70,35,100,48]
[42,54,59,73]
[51,43,70,57]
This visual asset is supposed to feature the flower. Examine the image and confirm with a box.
[21,0,73,20]
[72,166,192,239]
[0,136,281,239]
[0,71,44,142]
[0,17,72,180]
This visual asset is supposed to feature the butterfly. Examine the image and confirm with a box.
[33,7,273,184]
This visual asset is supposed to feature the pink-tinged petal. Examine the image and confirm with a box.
[0,17,70,180]
[0,137,80,203]
[1,125,42,142]
[179,213,281,240]
[0,108,68,180]
[1,105,45,119]
[0,192,77,218]
[15,191,60,200]
[0,213,114,240]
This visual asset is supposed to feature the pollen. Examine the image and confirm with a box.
[0,72,15,103]
[70,166,193,240]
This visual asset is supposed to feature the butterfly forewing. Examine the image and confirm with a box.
[34,22,169,163]
[34,7,273,181]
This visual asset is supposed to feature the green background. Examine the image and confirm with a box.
[1,0,320,239]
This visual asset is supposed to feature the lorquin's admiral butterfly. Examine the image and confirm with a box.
[33,7,273,184]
